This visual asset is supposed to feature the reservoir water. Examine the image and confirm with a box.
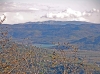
[33,43,56,48]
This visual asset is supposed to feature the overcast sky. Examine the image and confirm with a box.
[0,0,100,24]
[1,0,100,9]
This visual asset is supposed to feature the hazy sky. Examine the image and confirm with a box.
[2,0,100,8]
[0,0,100,24]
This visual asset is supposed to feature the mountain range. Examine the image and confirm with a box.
[1,21,100,50]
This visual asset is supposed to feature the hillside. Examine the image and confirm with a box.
[1,21,100,50]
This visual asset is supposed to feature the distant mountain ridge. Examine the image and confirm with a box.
[1,21,100,50]
[25,20,97,25]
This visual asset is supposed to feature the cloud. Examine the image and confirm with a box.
[29,8,39,11]
[0,2,100,24]
[92,8,99,12]
[0,11,42,24]
[42,8,85,20]
[0,14,5,20]
[41,8,100,22]
[0,12,25,24]
[65,8,82,17]
[0,2,39,12]
[15,12,24,20]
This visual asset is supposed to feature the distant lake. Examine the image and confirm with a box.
[33,43,57,48]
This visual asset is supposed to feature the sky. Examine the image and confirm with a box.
[0,0,100,24]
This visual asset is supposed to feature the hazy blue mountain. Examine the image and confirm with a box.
[1,21,100,50]
[25,20,95,25]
